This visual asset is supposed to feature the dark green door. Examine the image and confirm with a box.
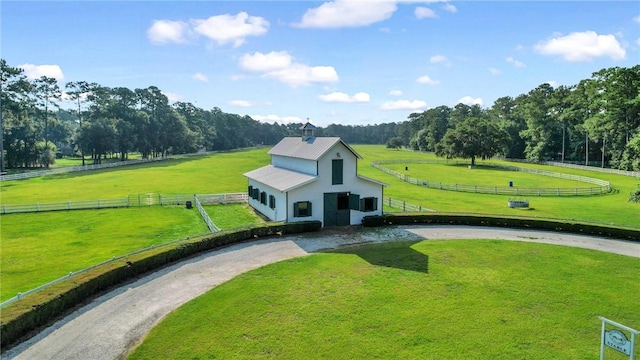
[324,192,350,227]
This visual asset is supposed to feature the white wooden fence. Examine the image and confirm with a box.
[0,193,248,214]
[371,160,611,196]
[506,158,640,178]
[0,157,167,181]
[384,197,436,212]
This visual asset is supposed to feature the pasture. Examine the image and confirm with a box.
[1,146,638,302]
[128,240,640,359]
[0,204,261,302]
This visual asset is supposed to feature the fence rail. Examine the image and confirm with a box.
[371,160,611,196]
[0,157,168,182]
[0,193,248,215]
[194,197,221,232]
[0,236,194,309]
[0,146,266,182]
[505,158,640,178]
[384,197,436,212]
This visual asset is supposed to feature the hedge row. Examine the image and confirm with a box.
[362,213,640,241]
[0,221,322,351]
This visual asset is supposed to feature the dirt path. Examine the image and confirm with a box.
[5,226,639,359]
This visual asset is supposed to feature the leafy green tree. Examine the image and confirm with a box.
[65,81,96,165]
[520,83,560,161]
[619,132,640,171]
[488,96,526,159]
[31,76,61,162]
[436,117,509,165]
[386,137,403,149]
[36,140,56,168]
[1,59,33,169]
[77,117,117,164]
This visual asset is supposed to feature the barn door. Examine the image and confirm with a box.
[324,192,351,227]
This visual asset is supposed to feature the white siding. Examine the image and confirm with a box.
[247,179,287,222]
[271,155,317,175]
[285,142,383,226]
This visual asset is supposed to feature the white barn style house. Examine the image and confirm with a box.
[244,123,386,227]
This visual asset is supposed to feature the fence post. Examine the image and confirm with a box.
[2,204,5,214]
[68,201,71,210]
[37,203,40,212]
[403,201,406,211]
[98,199,101,208]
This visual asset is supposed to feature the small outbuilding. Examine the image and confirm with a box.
[243,122,386,227]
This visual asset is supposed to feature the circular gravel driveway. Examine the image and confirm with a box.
[5,225,639,360]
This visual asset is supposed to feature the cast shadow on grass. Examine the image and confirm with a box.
[329,241,429,274]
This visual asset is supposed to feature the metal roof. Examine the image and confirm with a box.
[243,165,317,192]
[268,137,362,160]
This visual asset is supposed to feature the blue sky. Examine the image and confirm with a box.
[3,1,639,127]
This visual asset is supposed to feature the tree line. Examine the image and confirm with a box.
[392,65,640,170]
[1,58,638,171]
[0,59,396,170]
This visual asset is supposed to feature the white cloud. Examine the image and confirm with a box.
[546,80,559,88]
[442,3,457,13]
[633,15,640,23]
[388,89,403,96]
[163,92,183,103]
[506,56,526,68]
[229,100,253,107]
[294,0,398,28]
[488,67,501,76]
[265,64,339,87]
[319,91,370,103]
[457,96,483,106]
[240,51,292,72]
[147,20,189,45]
[417,75,440,85]
[534,31,626,62]
[430,54,451,66]
[191,12,269,48]
[240,51,338,87]
[415,7,437,19]
[381,99,427,111]
[250,114,303,124]
[148,12,268,48]
[18,63,64,81]
[192,73,209,82]
[637,38,640,46]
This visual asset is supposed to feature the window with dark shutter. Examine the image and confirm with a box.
[332,159,343,185]
[294,201,312,217]
[269,195,276,209]
[360,197,378,212]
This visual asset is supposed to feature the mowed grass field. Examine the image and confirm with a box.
[352,146,640,227]
[1,145,638,300]
[0,204,262,302]
[129,240,640,359]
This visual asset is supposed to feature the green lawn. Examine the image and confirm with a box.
[352,146,640,227]
[382,162,590,188]
[0,207,207,302]
[128,239,640,359]
[1,145,638,300]
[204,203,266,229]
[0,203,265,302]
[0,149,270,204]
